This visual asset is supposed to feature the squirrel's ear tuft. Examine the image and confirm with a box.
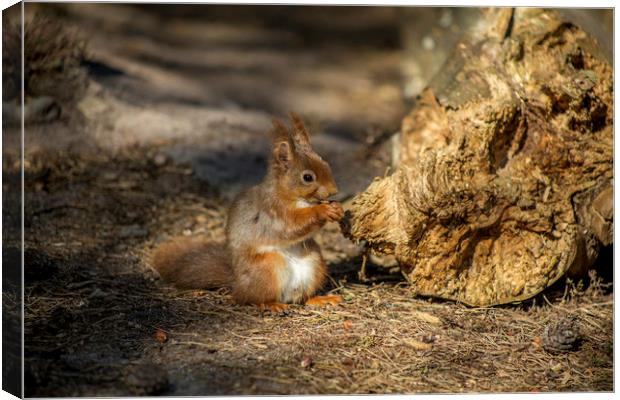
[272,141,292,169]
[289,112,311,151]
[271,118,290,143]
[271,118,294,168]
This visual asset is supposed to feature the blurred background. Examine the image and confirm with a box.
[2,4,612,199]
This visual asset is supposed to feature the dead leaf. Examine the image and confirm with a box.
[154,329,168,343]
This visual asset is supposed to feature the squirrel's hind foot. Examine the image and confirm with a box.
[259,302,290,313]
[305,294,343,307]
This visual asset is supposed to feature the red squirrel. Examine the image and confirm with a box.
[152,113,344,312]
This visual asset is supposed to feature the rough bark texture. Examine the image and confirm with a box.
[342,8,613,306]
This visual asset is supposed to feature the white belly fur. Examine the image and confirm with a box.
[281,255,315,302]
[273,243,319,303]
[261,243,321,303]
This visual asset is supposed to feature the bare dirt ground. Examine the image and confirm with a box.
[3,4,613,396]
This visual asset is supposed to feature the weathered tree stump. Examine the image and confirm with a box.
[342,8,613,306]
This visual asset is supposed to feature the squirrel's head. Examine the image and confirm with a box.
[269,113,338,203]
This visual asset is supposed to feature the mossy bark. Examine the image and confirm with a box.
[342,9,613,306]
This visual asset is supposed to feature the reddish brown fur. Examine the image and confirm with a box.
[231,251,285,304]
[151,238,232,289]
[151,114,344,309]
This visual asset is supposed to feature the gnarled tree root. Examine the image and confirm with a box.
[342,9,612,306]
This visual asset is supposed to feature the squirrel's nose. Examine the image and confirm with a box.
[327,181,338,197]
[317,183,338,200]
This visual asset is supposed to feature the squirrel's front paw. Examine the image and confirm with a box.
[318,202,344,222]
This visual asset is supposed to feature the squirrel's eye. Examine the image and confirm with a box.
[301,171,315,184]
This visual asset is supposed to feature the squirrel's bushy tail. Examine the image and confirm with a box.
[151,238,232,289]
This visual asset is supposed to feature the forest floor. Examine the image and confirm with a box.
[3,3,613,396]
